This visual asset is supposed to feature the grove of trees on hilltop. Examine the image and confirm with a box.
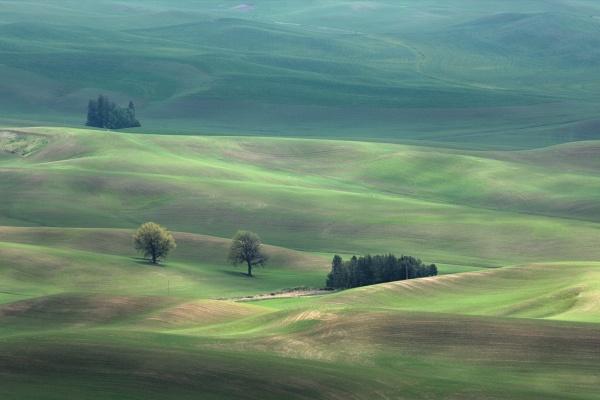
[86,95,141,129]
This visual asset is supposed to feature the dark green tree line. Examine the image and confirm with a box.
[326,254,437,289]
[86,95,141,129]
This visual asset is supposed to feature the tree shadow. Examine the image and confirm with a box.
[221,270,253,278]
[132,257,164,267]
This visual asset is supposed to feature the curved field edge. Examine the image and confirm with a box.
[2,264,600,399]
[2,127,600,267]
[1,127,600,399]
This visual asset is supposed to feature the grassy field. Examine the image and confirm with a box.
[2,1,600,147]
[0,126,600,398]
[2,127,600,267]
[1,227,599,399]
[2,2,600,397]
[1,246,599,398]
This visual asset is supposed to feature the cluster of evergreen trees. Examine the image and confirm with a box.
[86,95,141,129]
[326,254,437,289]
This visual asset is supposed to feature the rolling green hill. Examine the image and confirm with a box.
[2,1,600,398]
[1,234,599,399]
[2,127,600,266]
[1,126,600,398]
[1,1,600,147]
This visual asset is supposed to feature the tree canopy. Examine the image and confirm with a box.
[133,222,176,264]
[86,95,141,129]
[228,231,268,277]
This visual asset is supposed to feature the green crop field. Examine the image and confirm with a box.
[1,128,600,398]
[2,0,600,147]
[2,1,600,399]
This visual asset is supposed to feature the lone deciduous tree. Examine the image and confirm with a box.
[228,231,268,277]
[133,222,176,264]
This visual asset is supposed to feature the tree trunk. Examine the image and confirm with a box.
[149,242,157,264]
[246,260,253,277]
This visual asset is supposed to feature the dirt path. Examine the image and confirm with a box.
[225,289,333,302]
